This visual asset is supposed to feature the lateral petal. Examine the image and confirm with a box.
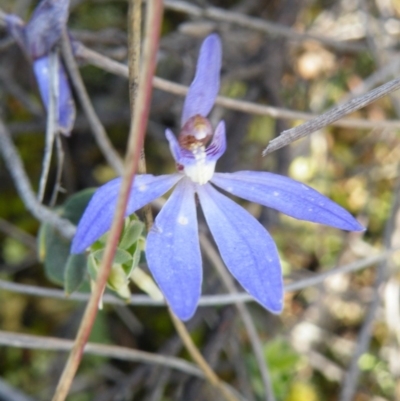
[181,34,222,126]
[57,60,76,135]
[197,183,283,314]
[25,0,70,59]
[212,171,364,231]
[165,129,197,167]
[146,178,202,321]
[206,120,226,161]
[71,174,182,254]
[165,128,182,163]
[165,121,226,167]
[33,55,76,135]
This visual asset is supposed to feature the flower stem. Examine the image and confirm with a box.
[168,308,242,401]
[128,0,153,231]
[51,3,163,400]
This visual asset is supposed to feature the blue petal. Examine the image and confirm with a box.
[33,55,76,135]
[165,129,197,167]
[197,183,283,314]
[71,174,182,254]
[181,34,222,126]
[57,60,76,135]
[25,0,70,59]
[146,178,202,321]
[165,128,182,163]
[206,120,226,161]
[166,120,226,167]
[33,57,51,105]
[211,171,364,231]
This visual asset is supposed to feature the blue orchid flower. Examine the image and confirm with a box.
[71,34,364,321]
[5,0,75,135]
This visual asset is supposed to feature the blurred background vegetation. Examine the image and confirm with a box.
[1,0,400,400]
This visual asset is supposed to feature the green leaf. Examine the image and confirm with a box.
[122,242,141,277]
[87,253,99,280]
[120,220,144,249]
[92,248,132,265]
[131,243,141,270]
[38,188,96,287]
[61,188,96,224]
[108,264,131,300]
[37,223,47,262]
[39,222,71,286]
[64,254,87,294]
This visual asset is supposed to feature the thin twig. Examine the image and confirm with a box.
[200,234,276,401]
[0,330,203,378]
[38,49,59,203]
[168,309,241,401]
[283,248,396,292]
[163,1,364,52]
[0,5,361,52]
[60,33,124,175]
[263,76,400,155]
[127,0,141,120]
[49,134,65,207]
[75,44,400,132]
[341,57,400,102]
[0,329,245,400]
[51,4,163,400]
[0,118,76,239]
[127,0,153,231]
[1,248,397,306]
[0,378,35,401]
[0,218,37,250]
[0,68,43,116]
